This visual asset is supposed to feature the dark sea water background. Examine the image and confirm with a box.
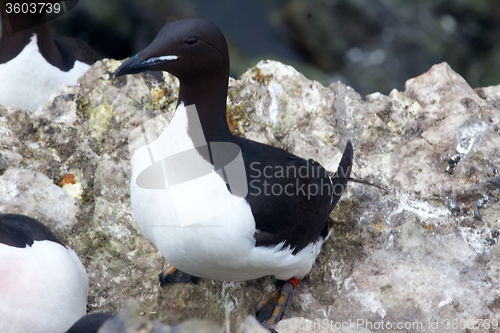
[49,0,500,96]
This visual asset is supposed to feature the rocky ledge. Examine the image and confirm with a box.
[1,60,499,332]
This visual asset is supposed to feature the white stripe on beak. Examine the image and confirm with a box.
[143,55,178,64]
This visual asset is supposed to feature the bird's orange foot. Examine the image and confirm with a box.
[159,266,199,287]
[256,277,301,328]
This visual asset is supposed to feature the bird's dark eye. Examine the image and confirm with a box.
[185,37,198,45]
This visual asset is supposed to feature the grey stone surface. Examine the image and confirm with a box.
[0,168,80,231]
[97,301,223,333]
[0,59,499,333]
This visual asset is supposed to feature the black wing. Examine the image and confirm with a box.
[0,213,63,248]
[67,313,114,333]
[234,137,353,254]
[54,35,97,70]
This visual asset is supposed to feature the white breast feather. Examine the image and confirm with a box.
[0,34,90,112]
[0,240,88,333]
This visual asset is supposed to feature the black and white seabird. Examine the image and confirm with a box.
[0,0,96,111]
[114,18,353,326]
[0,213,88,333]
[67,312,114,333]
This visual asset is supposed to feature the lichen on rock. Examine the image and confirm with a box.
[0,59,499,332]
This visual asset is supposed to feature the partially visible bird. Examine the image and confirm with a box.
[0,213,88,333]
[67,312,114,333]
[0,0,96,111]
[114,18,352,327]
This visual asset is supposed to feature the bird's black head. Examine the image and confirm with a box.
[114,18,229,83]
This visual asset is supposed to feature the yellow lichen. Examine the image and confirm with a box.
[151,87,166,102]
[108,59,123,73]
[88,103,113,136]
[62,182,83,200]
[226,105,247,135]
[475,150,483,161]
[252,67,271,85]
[60,173,83,199]
[374,222,385,231]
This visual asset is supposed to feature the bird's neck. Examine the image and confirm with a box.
[0,5,63,66]
[177,73,232,143]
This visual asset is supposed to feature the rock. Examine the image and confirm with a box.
[282,0,500,96]
[97,301,223,333]
[475,85,500,109]
[239,316,270,333]
[0,168,80,231]
[0,59,499,333]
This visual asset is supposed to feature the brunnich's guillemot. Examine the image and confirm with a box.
[0,213,88,333]
[0,0,96,111]
[114,18,353,327]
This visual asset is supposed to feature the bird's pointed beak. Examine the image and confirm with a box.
[114,54,146,78]
[113,53,178,78]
